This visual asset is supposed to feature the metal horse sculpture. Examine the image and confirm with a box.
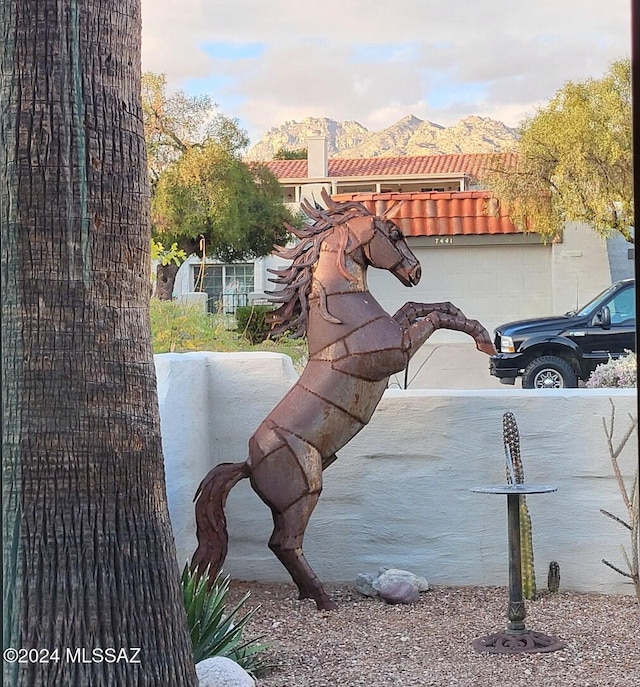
[192,191,496,610]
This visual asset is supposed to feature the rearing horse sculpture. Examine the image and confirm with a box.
[192,191,496,610]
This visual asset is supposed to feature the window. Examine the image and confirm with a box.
[335,183,376,194]
[379,183,455,192]
[336,180,464,194]
[193,263,254,314]
[282,185,298,203]
[608,286,635,324]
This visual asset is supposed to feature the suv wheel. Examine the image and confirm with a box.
[522,356,578,389]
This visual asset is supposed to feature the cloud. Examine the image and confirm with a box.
[141,0,631,143]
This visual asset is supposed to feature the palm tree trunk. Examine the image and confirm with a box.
[1,1,197,685]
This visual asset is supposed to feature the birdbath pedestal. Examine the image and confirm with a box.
[471,483,565,654]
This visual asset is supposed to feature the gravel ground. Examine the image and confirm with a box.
[227,582,640,687]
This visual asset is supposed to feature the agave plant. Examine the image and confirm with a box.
[181,564,270,675]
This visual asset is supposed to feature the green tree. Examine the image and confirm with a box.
[152,142,294,261]
[142,74,296,300]
[1,2,197,685]
[486,59,633,243]
[273,147,308,160]
[142,72,248,184]
[151,239,188,300]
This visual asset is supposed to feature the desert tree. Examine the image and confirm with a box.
[141,71,248,185]
[485,59,633,243]
[142,73,295,300]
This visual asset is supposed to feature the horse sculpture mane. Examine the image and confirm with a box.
[192,192,496,611]
[267,191,376,337]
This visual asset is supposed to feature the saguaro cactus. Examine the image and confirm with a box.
[503,412,537,600]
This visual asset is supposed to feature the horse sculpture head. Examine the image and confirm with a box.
[267,190,421,337]
[341,209,422,287]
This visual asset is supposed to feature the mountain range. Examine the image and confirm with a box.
[245,114,519,161]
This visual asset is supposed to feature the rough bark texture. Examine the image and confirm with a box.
[1,1,197,685]
[155,262,179,300]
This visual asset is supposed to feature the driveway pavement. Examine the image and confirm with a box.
[388,343,510,390]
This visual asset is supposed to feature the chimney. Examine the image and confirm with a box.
[306,136,328,178]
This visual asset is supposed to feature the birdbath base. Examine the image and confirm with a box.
[471,483,565,655]
[473,629,565,654]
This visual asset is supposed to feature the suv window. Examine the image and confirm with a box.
[608,286,635,324]
[575,283,618,316]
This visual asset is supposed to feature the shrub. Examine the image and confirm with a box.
[149,297,308,364]
[599,401,639,603]
[181,564,270,676]
[585,351,637,388]
[235,304,273,344]
[149,298,236,353]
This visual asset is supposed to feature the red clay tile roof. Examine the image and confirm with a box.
[333,191,520,237]
[264,152,516,181]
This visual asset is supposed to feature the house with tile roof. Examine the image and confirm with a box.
[173,136,632,347]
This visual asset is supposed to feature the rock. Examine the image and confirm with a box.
[355,572,378,597]
[196,656,255,687]
[372,568,429,593]
[377,579,420,605]
[356,567,429,604]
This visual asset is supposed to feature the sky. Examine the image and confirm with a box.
[141,0,631,146]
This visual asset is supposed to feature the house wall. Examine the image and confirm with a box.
[157,352,638,596]
[550,222,629,315]
[607,230,635,282]
[173,255,198,296]
[367,240,553,343]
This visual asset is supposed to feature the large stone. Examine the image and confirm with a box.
[377,579,420,605]
[196,656,255,687]
[372,568,430,594]
[356,568,429,604]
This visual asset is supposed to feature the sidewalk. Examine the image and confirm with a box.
[387,343,510,390]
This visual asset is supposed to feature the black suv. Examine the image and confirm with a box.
[489,279,636,388]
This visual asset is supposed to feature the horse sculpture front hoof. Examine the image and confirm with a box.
[315,597,338,611]
[298,588,338,610]
[477,341,498,356]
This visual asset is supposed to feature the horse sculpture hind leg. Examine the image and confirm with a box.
[266,496,337,611]
[192,430,337,611]
[247,423,338,610]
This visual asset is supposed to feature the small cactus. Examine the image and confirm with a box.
[547,561,561,593]
[503,412,537,600]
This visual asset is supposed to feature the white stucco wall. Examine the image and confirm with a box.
[157,352,638,596]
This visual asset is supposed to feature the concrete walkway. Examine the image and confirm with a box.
[387,343,512,390]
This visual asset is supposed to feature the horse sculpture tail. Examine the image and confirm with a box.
[191,461,250,578]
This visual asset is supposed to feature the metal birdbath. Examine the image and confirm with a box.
[471,482,565,654]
